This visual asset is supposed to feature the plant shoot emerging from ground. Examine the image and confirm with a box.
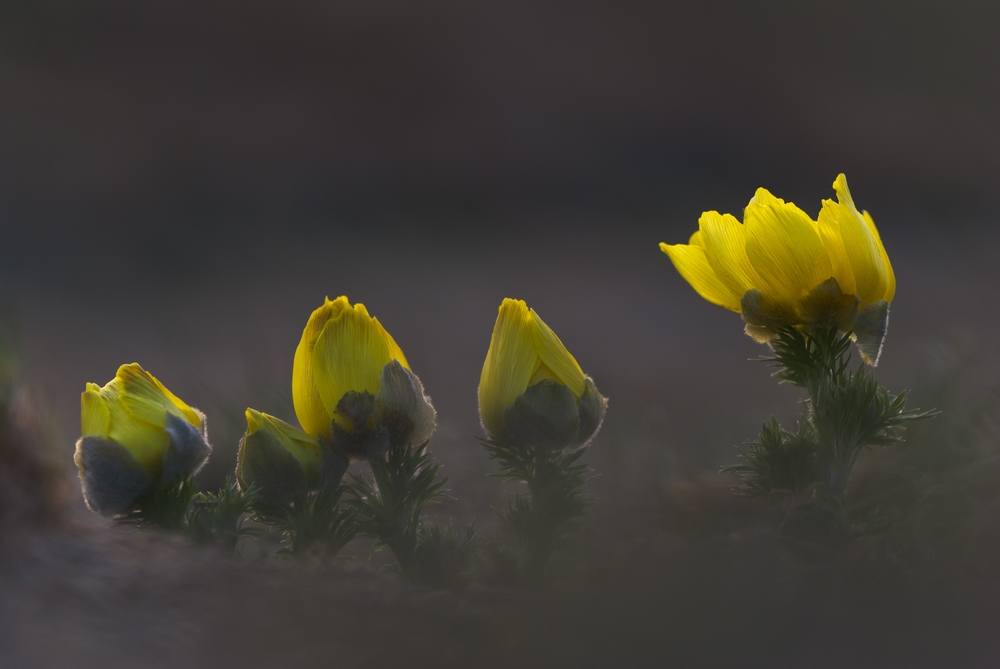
[479,298,607,583]
[661,175,932,545]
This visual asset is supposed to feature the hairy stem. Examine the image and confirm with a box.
[484,437,592,584]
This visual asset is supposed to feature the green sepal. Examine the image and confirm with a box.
[75,436,152,516]
[162,411,211,484]
[326,361,437,461]
[741,289,796,338]
[375,360,437,447]
[499,380,580,452]
[744,323,777,343]
[798,278,860,332]
[852,300,890,366]
[330,390,391,460]
[576,377,607,446]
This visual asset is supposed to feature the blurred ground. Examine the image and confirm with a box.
[3,0,1000,666]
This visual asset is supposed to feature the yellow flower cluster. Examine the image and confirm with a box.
[660,174,894,363]
[242,295,436,500]
[77,174,896,514]
[76,294,606,512]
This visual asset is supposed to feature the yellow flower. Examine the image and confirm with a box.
[79,363,203,473]
[660,174,895,363]
[480,298,606,447]
[236,409,324,503]
[292,296,435,458]
[75,363,209,515]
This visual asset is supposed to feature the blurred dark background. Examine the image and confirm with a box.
[3,0,999,215]
[1,0,999,505]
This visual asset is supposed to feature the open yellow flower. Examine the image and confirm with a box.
[75,363,210,515]
[292,296,436,459]
[480,298,606,448]
[236,408,323,503]
[660,174,895,363]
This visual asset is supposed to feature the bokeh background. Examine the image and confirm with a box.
[2,1,1000,667]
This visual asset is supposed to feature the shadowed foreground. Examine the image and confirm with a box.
[4,395,1000,669]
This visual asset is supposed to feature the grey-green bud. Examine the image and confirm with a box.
[236,428,310,505]
[494,377,607,451]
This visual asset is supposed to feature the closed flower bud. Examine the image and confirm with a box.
[292,296,436,460]
[660,174,895,364]
[74,363,210,516]
[479,298,607,450]
[236,409,329,504]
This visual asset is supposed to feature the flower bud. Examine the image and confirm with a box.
[292,296,436,460]
[479,298,606,449]
[74,363,210,516]
[236,409,328,505]
[660,174,895,364]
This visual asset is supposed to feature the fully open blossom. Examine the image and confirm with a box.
[660,174,894,363]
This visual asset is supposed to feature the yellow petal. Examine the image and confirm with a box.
[371,316,410,370]
[528,359,560,387]
[292,296,350,438]
[81,383,111,438]
[659,242,741,312]
[116,363,201,429]
[311,302,396,424]
[697,211,759,299]
[245,407,267,433]
[528,308,586,398]
[829,174,893,305]
[862,210,895,302]
[816,200,857,296]
[245,408,321,470]
[743,188,833,305]
[479,298,538,434]
[99,381,170,473]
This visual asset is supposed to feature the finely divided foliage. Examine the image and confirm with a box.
[725,328,934,508]
[662,176,932,543]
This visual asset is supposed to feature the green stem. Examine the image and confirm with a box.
[347,441,447,577]
[251,484,358,558]
[485,438,592,583]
